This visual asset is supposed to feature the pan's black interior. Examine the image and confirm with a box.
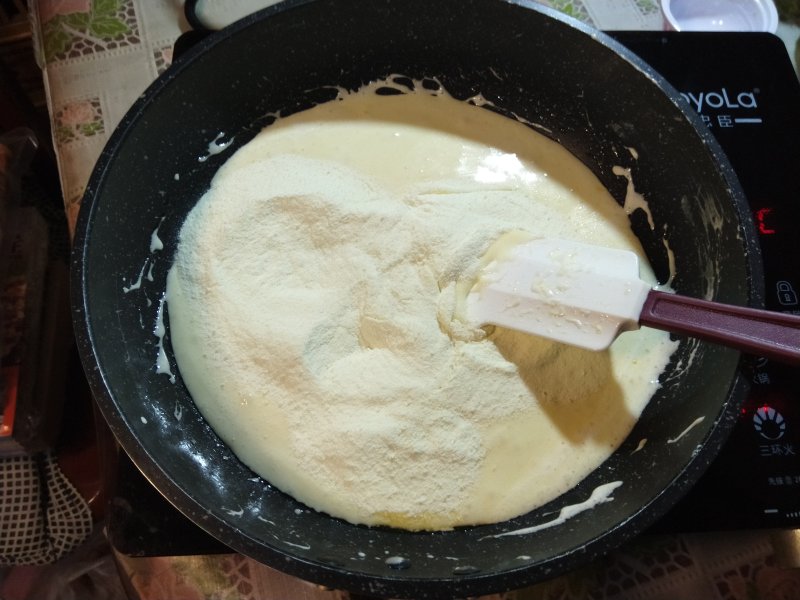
[72,0,762,597]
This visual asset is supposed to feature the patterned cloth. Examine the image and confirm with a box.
[30,0,187,233]
[0,452,93,565]
[28,0,666,235]
[113,530,800,600]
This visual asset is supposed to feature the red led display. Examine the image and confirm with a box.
[756,207,776,235]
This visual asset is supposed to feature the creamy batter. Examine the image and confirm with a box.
[166,81,677,530]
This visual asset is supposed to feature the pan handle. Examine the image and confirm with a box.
[173,0,215,61]
[184,0,212,33]
[640,290,800,366]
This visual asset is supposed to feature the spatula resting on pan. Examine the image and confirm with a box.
[465,238,800,365]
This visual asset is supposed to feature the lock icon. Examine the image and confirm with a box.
[777,281,798,305]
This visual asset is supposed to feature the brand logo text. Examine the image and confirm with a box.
[681,88,758,113]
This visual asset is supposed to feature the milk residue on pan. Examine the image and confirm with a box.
[123,218,165,295]
[118,215,179,388]
[611,164,679,293]
[121,258,155,297]
[482,481,623,539]
[154,295,175,383]
[681,192,728,300]
[256,515,314,552]
[612,164,655,230]
[198,131,235,163]
[465,91,554,136]
[150,216,165,251]
[631,438,647,454]
[667,416,706,444]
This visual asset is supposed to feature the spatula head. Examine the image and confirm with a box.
[465,238,652,350]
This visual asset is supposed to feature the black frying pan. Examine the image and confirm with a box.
[72,1,763,597]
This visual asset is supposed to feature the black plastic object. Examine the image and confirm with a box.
[72,0,763,597]
[172,0,212,59]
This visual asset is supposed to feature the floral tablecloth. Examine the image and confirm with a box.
[117,529,800,600]
[29,0,670,235]
[25,1,800,599]
[31,0,185,232]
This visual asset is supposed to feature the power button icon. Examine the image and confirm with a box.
[777,281,798,305]
[754,406,786,440]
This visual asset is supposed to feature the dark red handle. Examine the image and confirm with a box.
[640,290,800,366]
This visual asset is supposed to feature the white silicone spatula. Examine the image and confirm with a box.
[465,238,800,365]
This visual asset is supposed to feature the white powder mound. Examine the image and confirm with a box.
[166,87,677,530]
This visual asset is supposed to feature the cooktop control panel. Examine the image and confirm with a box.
[611,31,800,531]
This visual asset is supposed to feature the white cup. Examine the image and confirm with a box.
[661,0,779,33]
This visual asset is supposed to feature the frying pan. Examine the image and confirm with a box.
[72,0,763,597]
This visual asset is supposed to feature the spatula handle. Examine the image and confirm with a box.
[640,290,800,366]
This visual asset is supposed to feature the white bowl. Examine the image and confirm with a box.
[661,0,779,33]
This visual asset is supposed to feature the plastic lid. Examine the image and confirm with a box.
[661,0,779,33]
